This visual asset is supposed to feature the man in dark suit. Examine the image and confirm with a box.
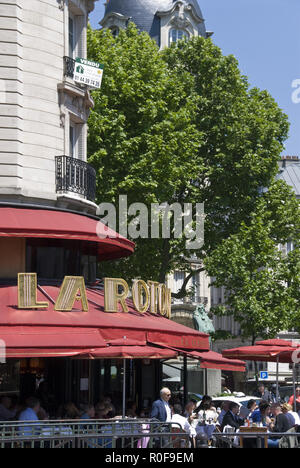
[221,402,244,432]
[151,388,172,422]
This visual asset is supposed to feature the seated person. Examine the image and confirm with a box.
[247,399,258,418]
[0,396,17,421]
[80,404,96,420]
[251,401,271,426]
[217,401,230,426]
[268,403,292,448]
[63,402,81,420]
[281,403,300,427]
[221,402,244,432]
[18,397,41,437]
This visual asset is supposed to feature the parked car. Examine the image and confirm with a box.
[188,393,203,403]
[212,395,262,411]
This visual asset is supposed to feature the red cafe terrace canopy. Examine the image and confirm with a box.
[0,284,210,359]
[0,207,135,261]
[0,286,247,371]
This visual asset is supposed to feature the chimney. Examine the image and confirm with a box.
[279,155,300,169]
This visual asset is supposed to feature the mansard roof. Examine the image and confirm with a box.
[103,0,206,42]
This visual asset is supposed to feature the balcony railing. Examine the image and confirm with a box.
[55,156,96,202]
[64,56,76,78]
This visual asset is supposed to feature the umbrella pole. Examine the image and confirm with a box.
[122,358,126,419]
[276,356,279,402]
[293,363,297,412]
[183,356,188,407]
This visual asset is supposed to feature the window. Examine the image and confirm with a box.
[26,238,97,283]
[169,29,189,45]
[69,15,75,58]
[173,271,185,303]
[69,122,77,158]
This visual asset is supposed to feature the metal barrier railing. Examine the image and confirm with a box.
[213,430,300,449]
[0,419,190,449]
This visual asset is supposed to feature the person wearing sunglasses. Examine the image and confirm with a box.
[151,388,172,422]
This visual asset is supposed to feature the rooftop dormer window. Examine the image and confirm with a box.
[169,28,189,45]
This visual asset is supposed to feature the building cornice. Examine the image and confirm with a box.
[157,1,204,24]
[57,0,98,13]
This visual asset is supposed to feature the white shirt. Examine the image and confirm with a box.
[171,414,187,430]
[197,409,218,424]
[171,414,196,438]
[290,411,300,425]
[163,400,172,422]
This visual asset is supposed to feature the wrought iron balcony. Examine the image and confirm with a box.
[55,156,96,202]
[64,56,76,78]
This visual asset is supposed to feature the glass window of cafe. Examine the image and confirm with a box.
[26,239,97,283]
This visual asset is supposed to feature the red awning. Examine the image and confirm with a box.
[0,326,106,348]
[222,345,298,363]
[191,351,246,372]
[255,339,295,347]
[4,348,88,358]
[79,345,178,360]
[0,207,134,261]
[0,285,210,356]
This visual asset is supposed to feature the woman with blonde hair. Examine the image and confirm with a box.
[281,402,300,427]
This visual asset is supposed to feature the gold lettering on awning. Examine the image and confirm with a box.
[132,280,150,314]
[54,276,88,312]
[104,278,129,313]
[147,281,160,315]
[18,273,49,309]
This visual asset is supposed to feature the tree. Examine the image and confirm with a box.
[204,181,300,341]
[87,25,289,295]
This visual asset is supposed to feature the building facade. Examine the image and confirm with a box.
[0,0,97,215]
[100,0,212,48]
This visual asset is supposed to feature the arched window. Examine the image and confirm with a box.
[169,29,189,45]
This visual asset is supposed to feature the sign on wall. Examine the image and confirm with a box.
[73,58,104,89]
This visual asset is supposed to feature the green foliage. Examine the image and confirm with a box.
[87,25,290,297]
[205,180,300,339]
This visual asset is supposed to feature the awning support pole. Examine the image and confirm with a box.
[183,356,188,407]
[122,358,126,419]
[293,363,297,412]
[276,356,279,402]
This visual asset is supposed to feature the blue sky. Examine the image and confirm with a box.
[89,0,300,155]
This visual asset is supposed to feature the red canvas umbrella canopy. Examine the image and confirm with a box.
[79,345,178,360]
[191,350,246,372]
[255,339,296,347]
[222,342,297,363]
[222,339,300,407]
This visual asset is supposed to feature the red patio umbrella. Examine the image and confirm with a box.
[81,345,178,360]
[223,340,300,406]
[191,350,246,373]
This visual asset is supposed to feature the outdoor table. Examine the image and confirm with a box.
[238,426,268,449]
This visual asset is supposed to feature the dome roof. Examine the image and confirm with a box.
[103,0,206,44]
